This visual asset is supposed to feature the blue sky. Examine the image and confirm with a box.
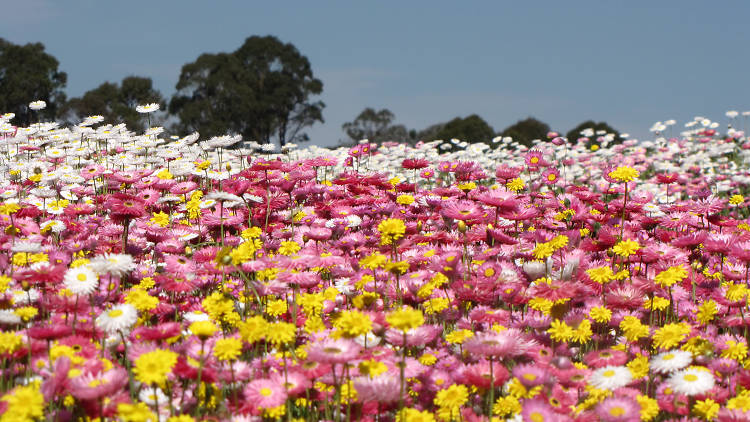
[3,0,750,146]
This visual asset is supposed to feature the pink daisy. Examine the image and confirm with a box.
[105,193,147,219]
[542,167,561,185]
[463,329,536,358]
[512,363,552,388]
[270,370,312,397]
[584,349,628,369]
[305,338,362,365]
[521,399,557,422]
[595,396,640,422]
[352,375,401,403]
[440,200,485,221]
[243,378,288,410]
[525,150,548,168]
[164,254,196,275]
[459,360,509,389]
[69,368,129,401]
[170,181,199,196]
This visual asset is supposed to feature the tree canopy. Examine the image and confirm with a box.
[0,38,67,126]
[62,76,164,132]
[341,108,414,145]
[565,120,620,146]
[499,117,551,148]
[432,114,495,143]
[170,35,324,146]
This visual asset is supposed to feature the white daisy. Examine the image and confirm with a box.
[96,304,138,334]
[0,309,22,324]
[11,240,42,254]
[243,194,263,204]
[40,220,66,234]
[206,191,243,207]
[63,266,99,296]
[89,253,135,277]
[11,288,40,305]
[354,331,381,348]
[199,199,217,209]
[345,215,362,228]
[589,365,633,391]
[138,386,169,407]
[667,367,714,396]
[183,311,210,323]
[136,103,160,113]
[650,350,692,374]
[83,115,104,125]
[145,126,164,136]
[28,100,46,111]
[261,143,277,152]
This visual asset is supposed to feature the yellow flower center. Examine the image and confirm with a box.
[88,379,104,387]
[609,406,625,417]
[77,273,88,281]
[260,387,273,397]
[602,370,615,377]
[684,374,698,382]
[530,411,545,422]
[108,309,123,318]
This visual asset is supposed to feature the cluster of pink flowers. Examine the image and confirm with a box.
[2,112,750,421]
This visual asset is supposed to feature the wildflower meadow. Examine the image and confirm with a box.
[3,103,750,422]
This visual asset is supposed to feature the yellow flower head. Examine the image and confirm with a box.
[0,384,44,421]
[334,310,373,338]
[278,240,301,256]
[609,166,640,183]
[397,194,415,205]
[589,306,612,323]
[506,178,525,192]
[586,266,615,284]
[386,306,424,332]
[612,239,640,257]
[213,337,243,362]
[378,218,406,245]
[189,320,218,340]
[133,349,178,386]
[434,384,468,410]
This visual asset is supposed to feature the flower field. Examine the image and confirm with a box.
[3,110,750,422]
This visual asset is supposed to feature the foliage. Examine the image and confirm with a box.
[341,108,414,146]
[565,120,621,147]
[170,35,324,146]
[499,117,550,148]
[430,114,495,149]
[416,122,446,142]
[62,76,165,132]
[0,38,67,126]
